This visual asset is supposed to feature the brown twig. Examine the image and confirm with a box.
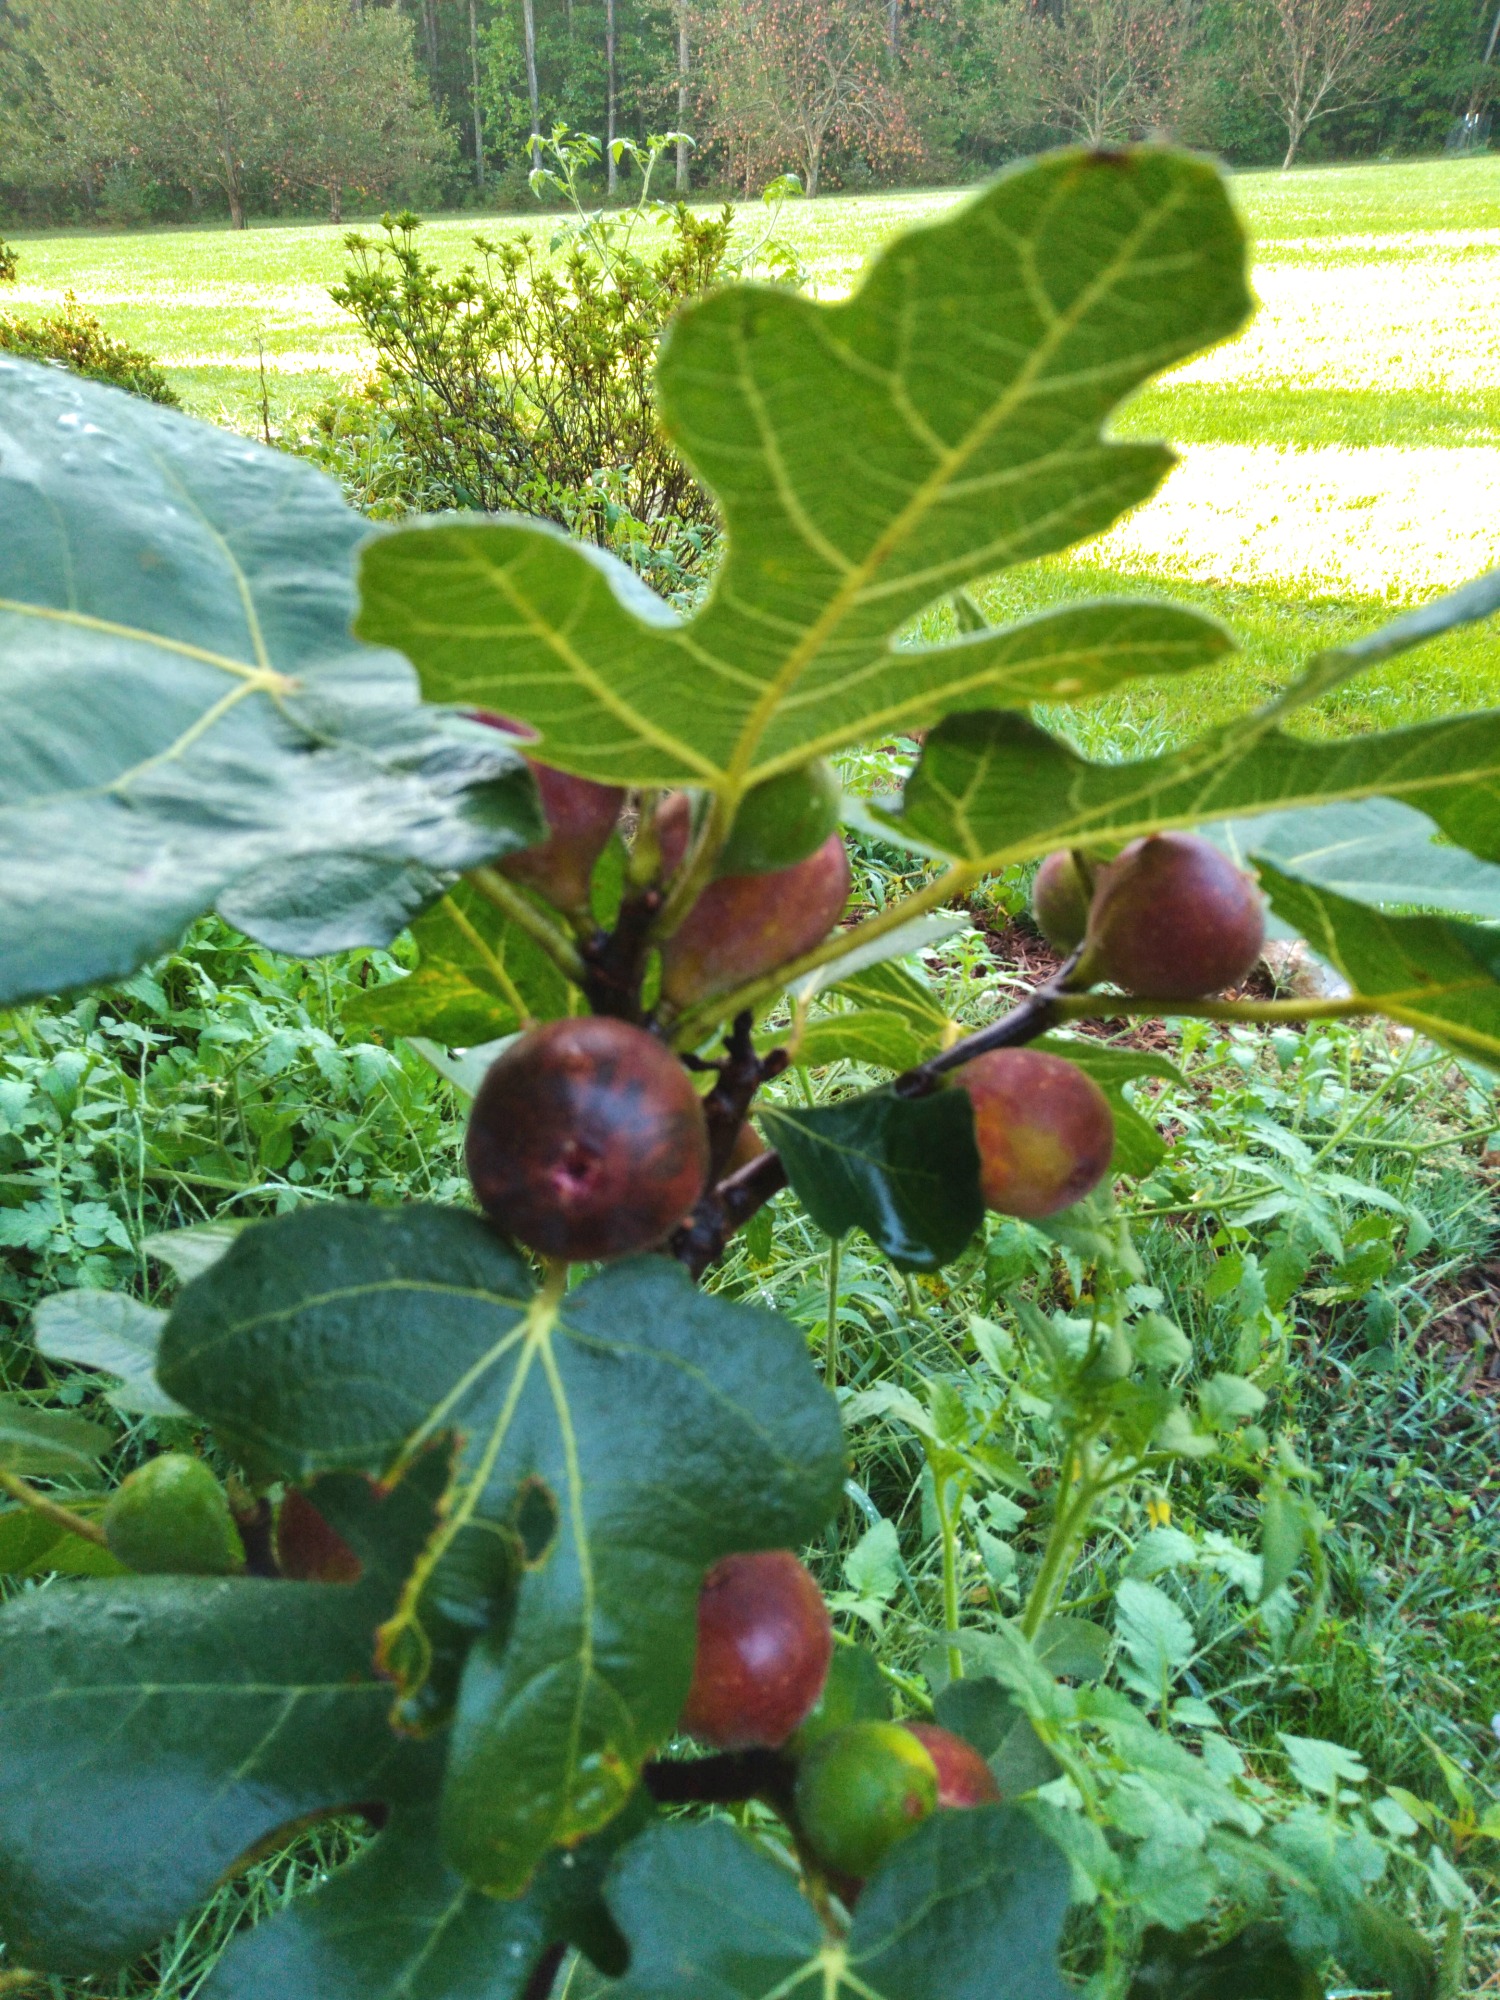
[892,947,1085,1098]
[643,1747,796,1815]
[580,887,665,1023]
[668,1014,792,1278]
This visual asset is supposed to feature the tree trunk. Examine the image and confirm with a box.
[676,2,690,191]
[330,182,343,223]
[605,0,618,192]
[522,0,542,167]
[421,0,439,73]
[469,0,484,190]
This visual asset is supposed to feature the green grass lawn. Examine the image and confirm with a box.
[9,152,1500,738]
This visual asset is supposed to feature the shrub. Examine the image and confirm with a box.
[0,288,178,404]
[0,238,16,284]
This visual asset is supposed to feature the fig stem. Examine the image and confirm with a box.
[668,1014,791,1278]
[643,1747,796,1814]
[0,1469,109,1547]
[520,1940,567,2000]
[892,947,1086,1098]
[469,866,587,983]
[669,1146,789,1281]
[579,886,663,1022]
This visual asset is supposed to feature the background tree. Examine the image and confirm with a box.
[698,0,917,193]
[979,0,1199,148]
[1245,0,1404,164]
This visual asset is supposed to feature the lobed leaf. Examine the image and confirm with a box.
[0,358,542,1005]
[344,879,574,1045]
[0,1462,445,1974]
[156,1204,845,1894]
[359,151,1248,797]
[31,1288,186,1417]
[0,1395,110,1477]
[604,1808,1073,2000]
[1258,860,1500,1069]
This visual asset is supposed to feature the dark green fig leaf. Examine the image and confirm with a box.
[1215,796,1500,920]
[1128,1922,1324,1999]
[360,152,1246,792]
[216,853,447,957]
[0,1395,110,1478]
[156,1204,845,1895]
[932,1677,1059,1795]
[790,1641,892,1753]
[0,1456,446,1974]
[202,1753,648,2000]
[760,1088,983,1272]
[1258,859,1500,1070]
[604,1806,1073,2000]
[0,357,543,1005]
[345,879,574,1045]
[1333,1899,1435,2000]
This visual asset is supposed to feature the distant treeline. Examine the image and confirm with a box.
[1,0,1497,226]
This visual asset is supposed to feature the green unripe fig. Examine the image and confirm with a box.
[1031,850,1092,952]
[1083,832,1265,1000]
[103,1454,245,1576]
[717,762,841,877]
[795,1719,938,1878]
[956,1047,1114,1220]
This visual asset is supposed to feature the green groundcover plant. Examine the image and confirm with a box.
[0,240,176,404]
[3,147,1500,1999]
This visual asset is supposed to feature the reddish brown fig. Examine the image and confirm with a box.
[680,1550,833,1750]
[276,1488,362,1584]
[901,1723,1002,1808]
[470,712,623,917]
[1084,833,1265,1000]
[466,1017,710,1261]
[955,1047,1114,1221]
[652,789,696,881]
[661,834,851,1011]
[1031,850,1092,952]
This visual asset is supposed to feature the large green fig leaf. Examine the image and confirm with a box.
[0,1395,110,1477]
[203,1757,645,2000]
[156,1204,845,1895]
[0,358,543,1005]
[359,151,1247,797]
[0,1461,444,1974]
[1218,798,1500,919]
[603,1808,1073,2000]
[1257,860,1500,1069]
[889,567,1500,880]
[32,1287,185,1417]
[760,1087,984,1271]
[344,879,574,1044]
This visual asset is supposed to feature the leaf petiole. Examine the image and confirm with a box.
[468,866,587,983]
[0,1468,109,1548]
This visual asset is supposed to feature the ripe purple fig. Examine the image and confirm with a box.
[955,1047,1114,1220]
[276,1488,362,1584]
[680,1549,833,1750]
[466,1017,710,1260]
[1085,833,1265,999]
[661,834,851,1010]
[1031,850,1092,952]
[470,711,623,917]
[901,1723,1001,1808]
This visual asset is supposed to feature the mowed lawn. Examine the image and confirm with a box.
[8,153,1500,740]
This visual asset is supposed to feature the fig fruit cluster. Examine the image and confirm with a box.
[679,1549,999,1885]
[1032,832,1266,1000]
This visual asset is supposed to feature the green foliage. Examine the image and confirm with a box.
[0,237,16,283]
[5,146,1500,2000]
[0,286,178,403]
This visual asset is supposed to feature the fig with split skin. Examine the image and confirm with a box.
[103,1453,245,1576]
[466,1016,710,1261]
[469,711,623,918]
[1083,831,1265,1000]
[955,1046,1114,1220]
[680,1549,833,1750]
[660,832,851,1011]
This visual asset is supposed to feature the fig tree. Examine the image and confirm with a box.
[466,1016,710,1261]
[470,711,623,917]
[680,1549,832,1750]
[718,762,841,877]
[901,1722,1001,1807]
[795,1720,938,1878]
[1031,850,1092,952]
[661,834,851,1011]
[102,1454,245,1576]
[1085,832,1265,999]
[955,1047,1114,1220]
